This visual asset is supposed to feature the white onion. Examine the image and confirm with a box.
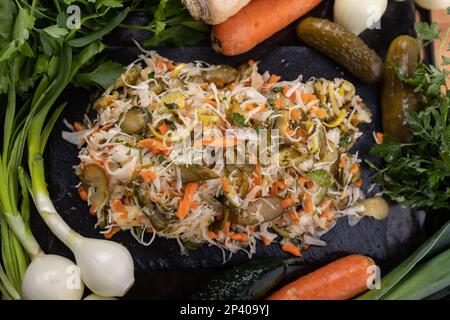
[22,254,84,300]
[334,0,388,35]
[415,0,450,9]
[84,294,118,300]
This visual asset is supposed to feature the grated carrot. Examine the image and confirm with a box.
[270,182,279,195]
[350,163,360,175]
[141,169,157,183]
[267,74,281,84]
[248,59,256,65]
[310,106,327,119]
[177,182,198,220]
[221,177,232,193]
[274,99,282,109]
[260,236,272,246]
[138,138,171,155]
[277,181,286,190]
[304,197,314,214]
[73,122,86,132]
[281,198,296,209]
[301,92,318,104]
[104,226,121,239]
[191,200,199,209]
[253,164,262,186]
[298,176,313,188]
[111,199,128,219]
[290,109,302,121]
[158,122,168,135]
[203,98,217,107]
[282,243,301,257]
[231,233,249,242]
[355,179,363,188]
[339,156,348,169]
[78,186,88,202]
[208,231,218,240]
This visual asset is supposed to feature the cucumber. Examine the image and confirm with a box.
[191,259,287,300]
[381,35,421,143]
[296,17,383,84]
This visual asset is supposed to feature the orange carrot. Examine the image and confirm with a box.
[248,59,256,65]
[111,199,128,219]
[211,0,322,56]
[231,233,249,242]
[260,236,272,246]
[266,255,375,300]
[196,136,239,148]
[355,179,363,188]
[274,99,282,109]
[158,122,168,135]
[288,211,299,224]
[141,169,157,183]
[339,156,348,169]
[104,226,121,239]
[290,109,302,121]
[376,132,383,144]
[281,242,302,257]
[276,181,286,190]
[73,122,86,132]
[301,92,318,103]
[267,74,281,84]
[78,186,88,202]
[208,231,218,240]
[281,198,296,209]
[221,177,232,193]
[304,197,314,214]
[350,163,360,175]
[203,98,217,107]
[138,138,171,155]
[177,182,198,220]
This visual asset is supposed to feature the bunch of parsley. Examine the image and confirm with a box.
[370,22,450,211]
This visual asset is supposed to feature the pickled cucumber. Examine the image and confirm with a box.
[382,35,420,143]
[296,18,383,84]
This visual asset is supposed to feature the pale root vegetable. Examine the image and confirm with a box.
[415,0,450,10]
[211,0,322,56]
[22,255,84,300]
[357,197,389,220]
[182,0,251,25]
[266,255,375,300]
[334,0,388,35]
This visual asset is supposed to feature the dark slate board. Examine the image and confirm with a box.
[30,0,428,299]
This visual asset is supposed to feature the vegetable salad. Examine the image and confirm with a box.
[65,50,374,257]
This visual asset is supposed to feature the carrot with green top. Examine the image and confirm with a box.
[177,182,199,220]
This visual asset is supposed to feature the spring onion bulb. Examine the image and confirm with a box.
[334,0,388,35]
[415,0,450,10]
[22,255,84,300]
[31,191,134,297]
[84,293,118,300]
[182,0,251,25]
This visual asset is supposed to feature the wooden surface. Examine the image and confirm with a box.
[432,9,450,68]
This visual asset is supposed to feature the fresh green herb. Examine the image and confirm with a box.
[120,0,208,47]
[415,21,440,47]
[74,60,124,89]
[338,133,352,148]
[305,169,333,187]
[232,112,245,128]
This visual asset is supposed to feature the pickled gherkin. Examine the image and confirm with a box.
[381,35,421,143]
[296,18,383,84]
